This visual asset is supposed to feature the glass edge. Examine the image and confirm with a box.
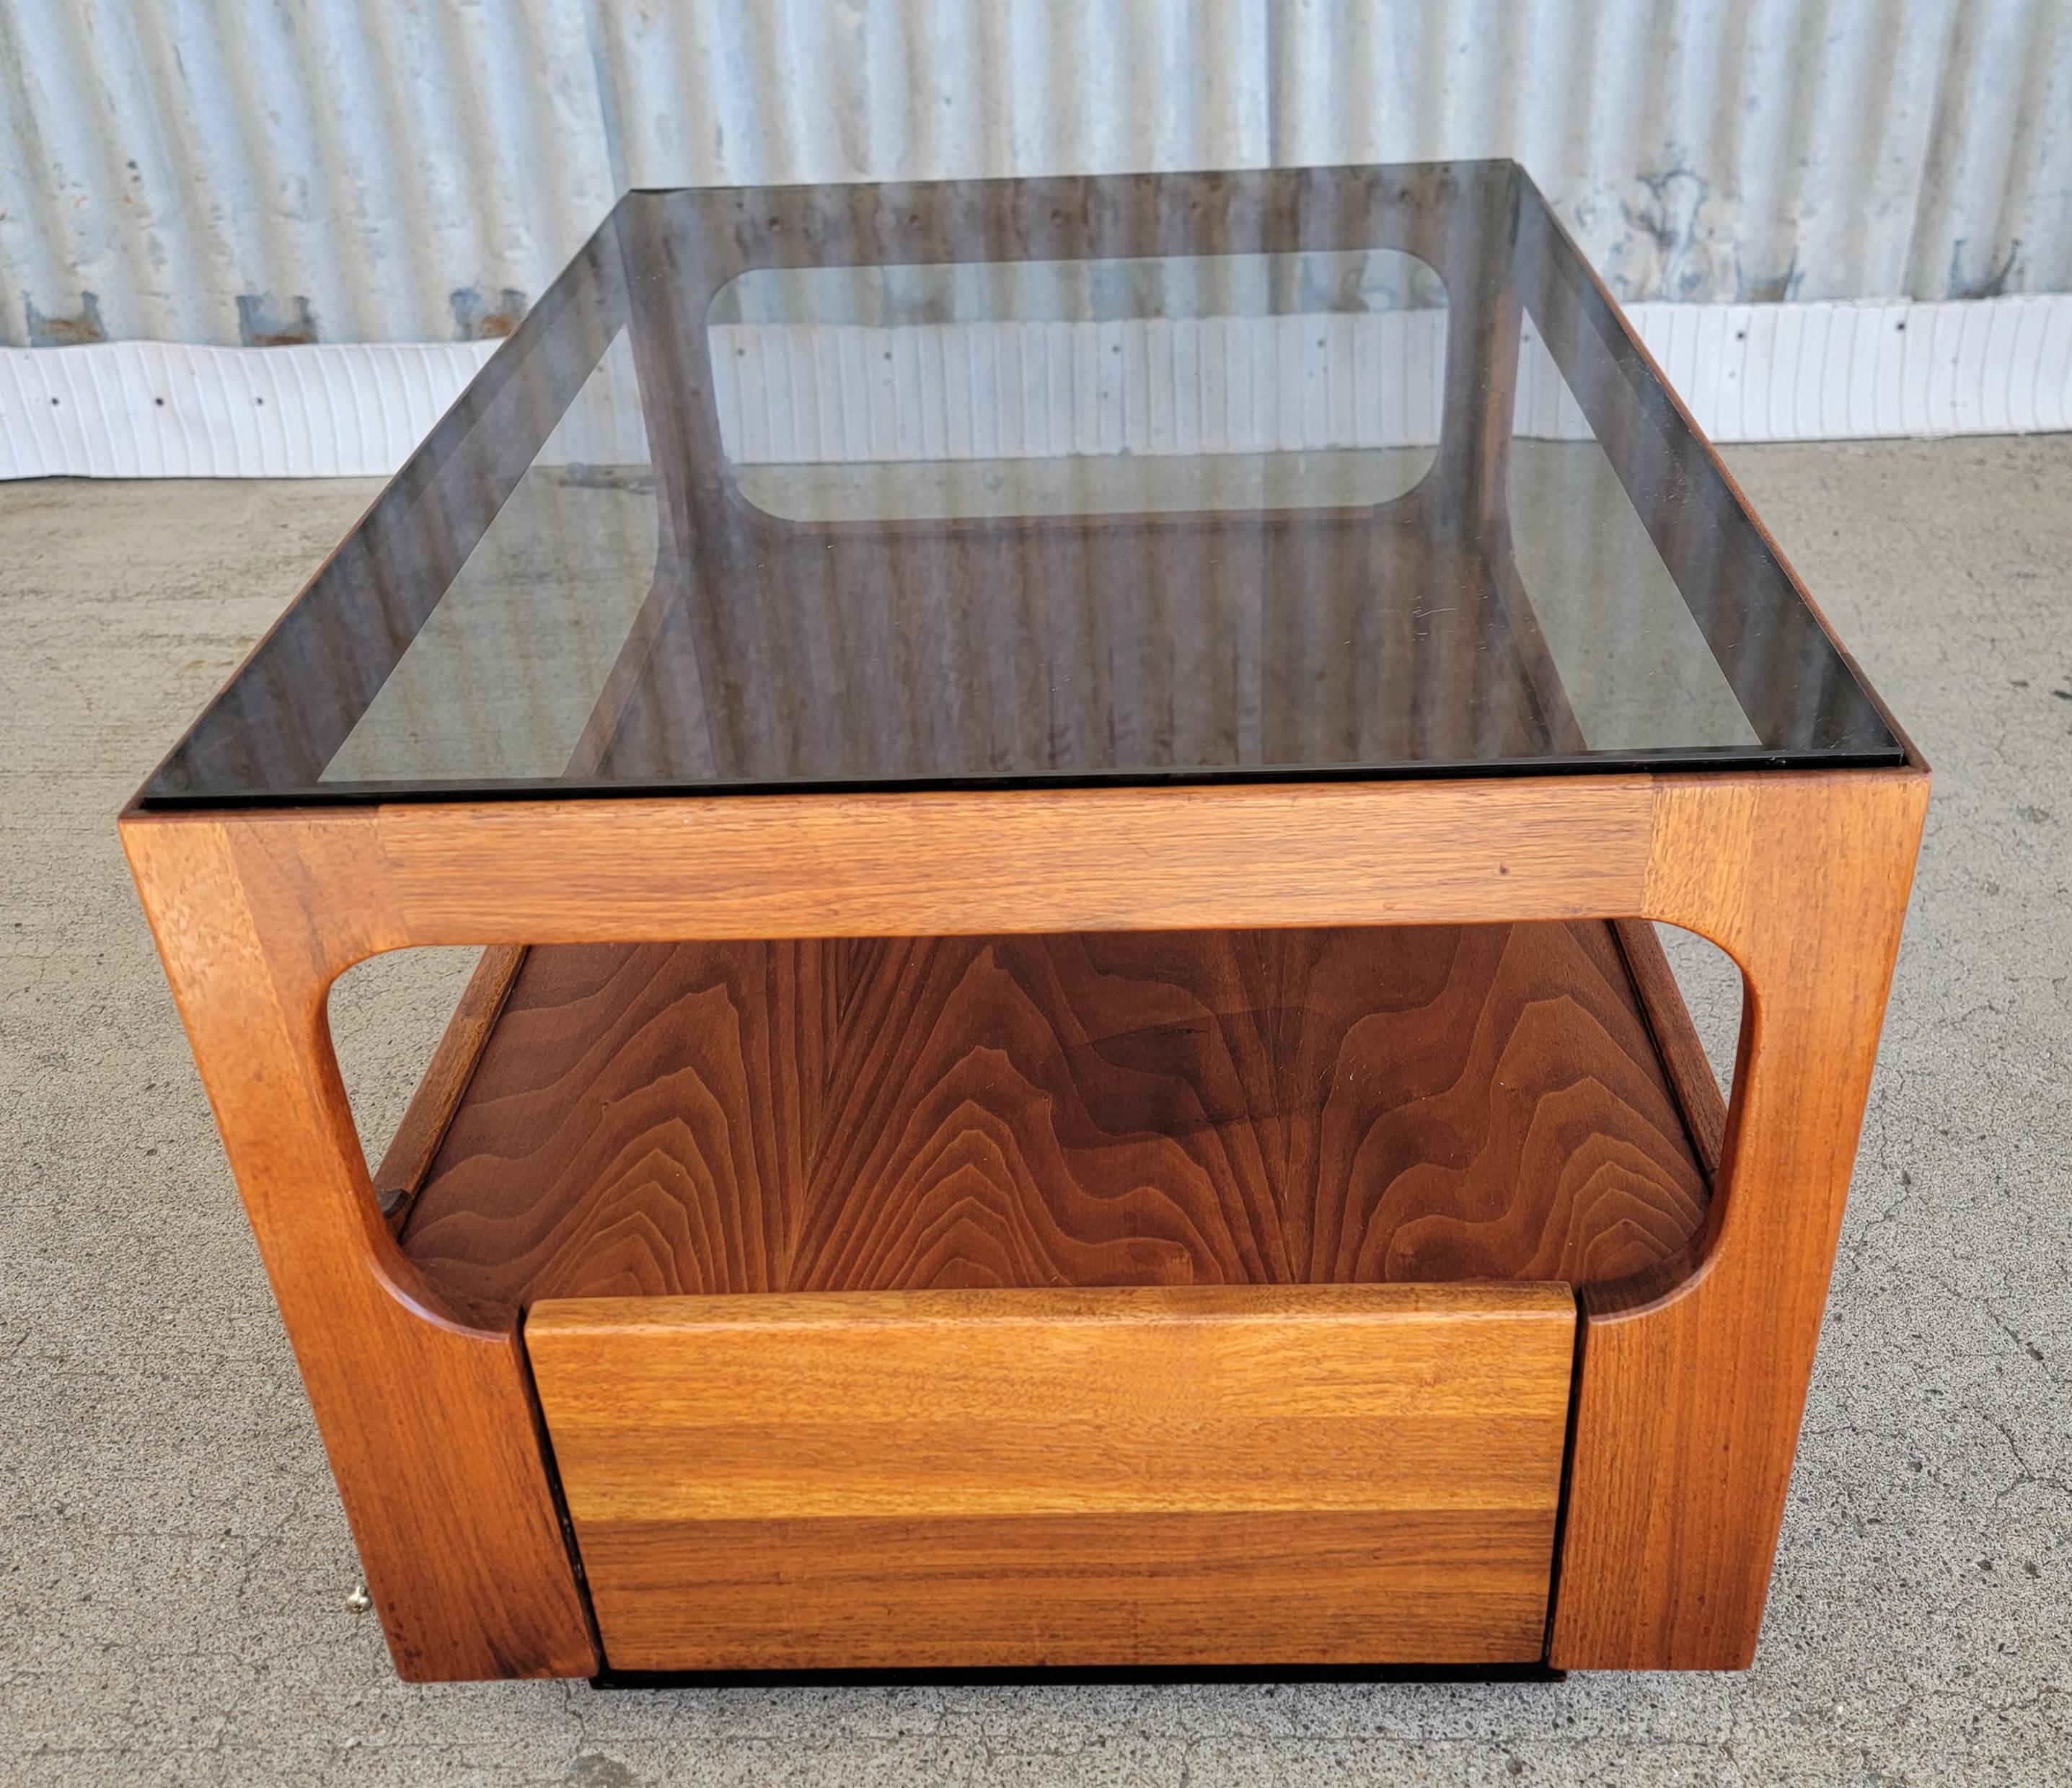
[136,743,1913,813]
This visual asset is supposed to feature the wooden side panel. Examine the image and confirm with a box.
[120,814,597,1681]
[528,1285,1575,1670]
[1552,769,1928,1668]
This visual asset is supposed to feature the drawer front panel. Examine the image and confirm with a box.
[526,1284,1575,1670]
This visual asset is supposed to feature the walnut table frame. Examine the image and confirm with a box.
[123,163,1926,1681]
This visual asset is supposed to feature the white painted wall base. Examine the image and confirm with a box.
[2,294,2068,481]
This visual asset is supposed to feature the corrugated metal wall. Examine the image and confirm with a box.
[2,0,2068,350]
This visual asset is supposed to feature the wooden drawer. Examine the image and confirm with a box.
[526,1283,1575,1671]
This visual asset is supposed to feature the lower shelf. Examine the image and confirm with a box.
[369,920,1712,1671]
[394,922,1712,1305]
[526,1282,1577,1670]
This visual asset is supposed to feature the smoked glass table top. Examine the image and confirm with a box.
[141,162,1904,808]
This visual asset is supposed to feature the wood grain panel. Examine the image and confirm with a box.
[402,941,832,1300]
[401,921,1710,1306]
[526,1285,1574,1668]
[370,777,1657,941]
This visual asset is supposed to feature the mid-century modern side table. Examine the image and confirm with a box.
[124,162,1926,1682]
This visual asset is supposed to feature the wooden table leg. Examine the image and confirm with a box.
[122,812,597,1681]
[1551,767,1929,1668]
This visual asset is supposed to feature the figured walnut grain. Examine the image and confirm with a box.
[400,921,1709,1304]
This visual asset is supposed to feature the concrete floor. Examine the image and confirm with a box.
[1,439,2068,1785]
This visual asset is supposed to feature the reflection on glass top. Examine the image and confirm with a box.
[714,250,1447,521]
[142,164,1903,807]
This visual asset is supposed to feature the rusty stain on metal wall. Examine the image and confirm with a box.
[449,286,532,340]
[233,294,318,348]
[1,0,2066,348]
[23,291,106,346]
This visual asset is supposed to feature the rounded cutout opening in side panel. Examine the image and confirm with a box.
[1574,919,1743,1308]
[325,945,509,1219]
[1610,917,1745,1181]
[705,250,1449,522]
[1650,920,1744,1114]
